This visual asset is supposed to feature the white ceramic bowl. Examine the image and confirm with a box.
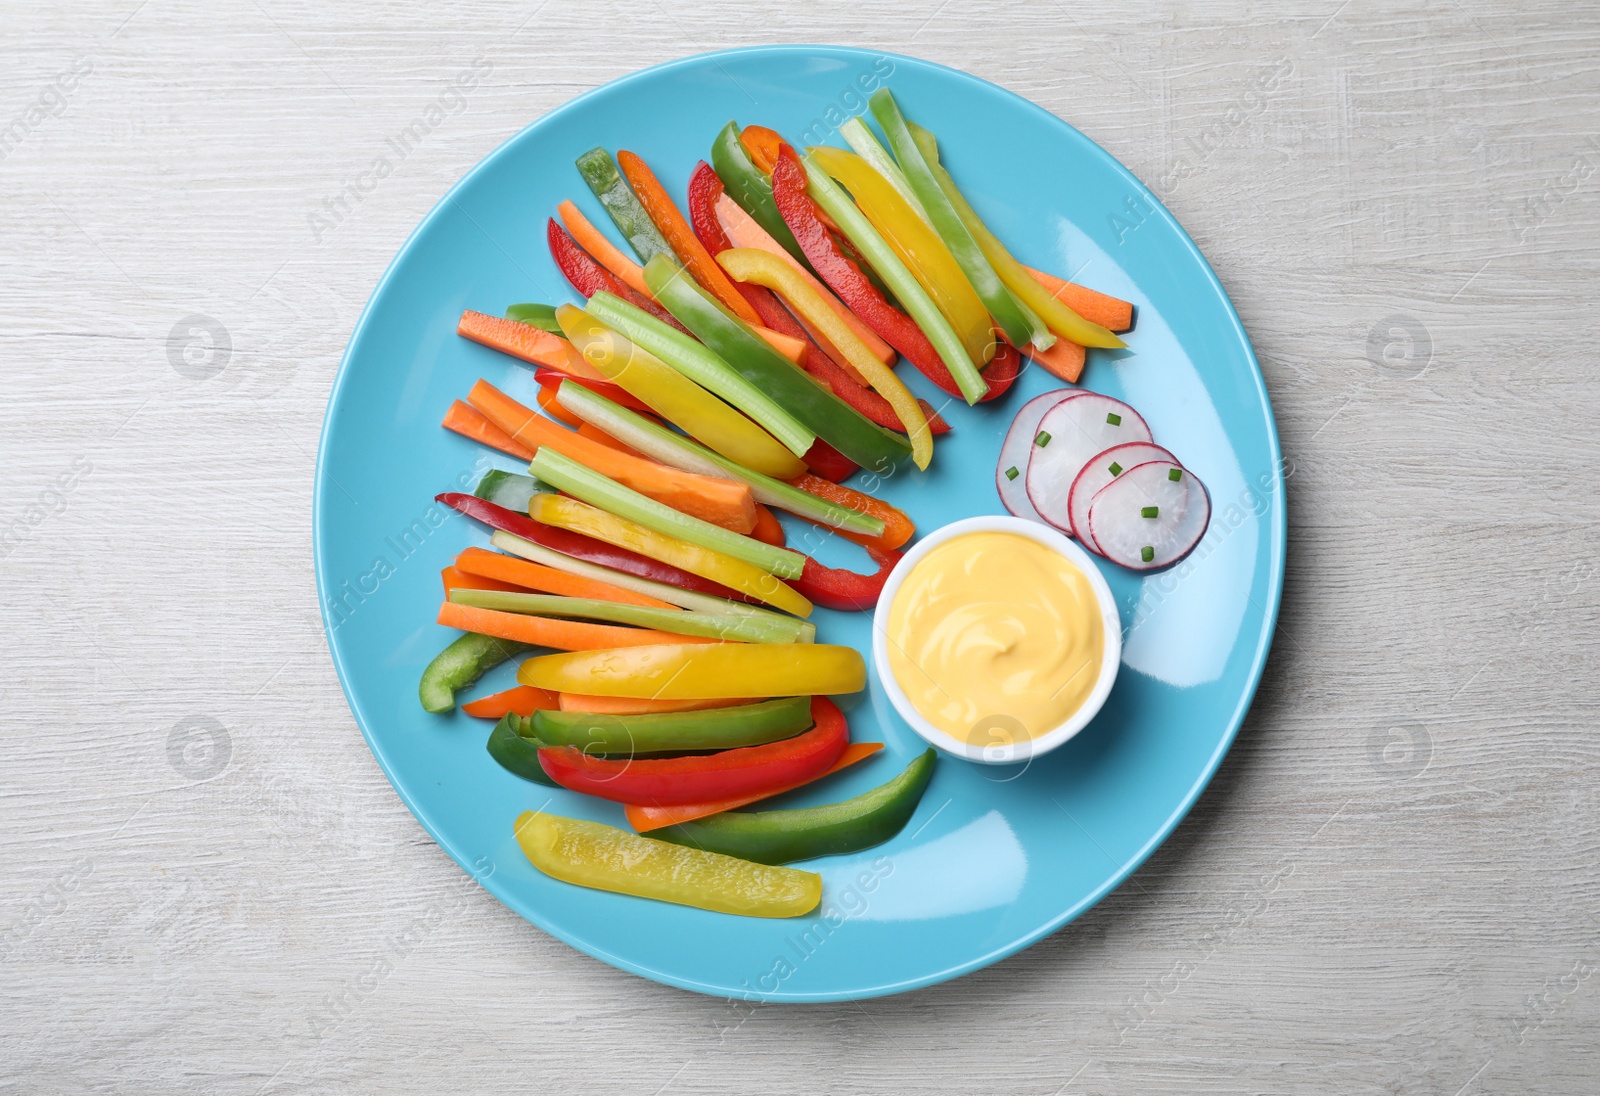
[871,515,1122,765]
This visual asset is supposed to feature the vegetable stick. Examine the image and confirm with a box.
[457,309,601,379]
[557,199,653,299]
[559,694,754,715]
[576,421,648,459]
[448,590,788,644]
[531,368,658,418]
[625,742,885,831]
[751,324,806,365]
[467,378,758,532]
[1023,266,1135,333]
[536,382,583,427]
[750,504,786,547]
[441,565,523,598]
[455,546,679,609]
[440,400,536,461]
[461,685,559,719]
[787,474,914,551]
[714,192,895,370]
[1028,336,1087,384]
[437,601,714,651]
[616,150,764,326]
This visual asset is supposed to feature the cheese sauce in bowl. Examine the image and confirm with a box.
[873,516,1121,763]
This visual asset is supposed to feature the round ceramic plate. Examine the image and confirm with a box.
[314,46,1284,1002]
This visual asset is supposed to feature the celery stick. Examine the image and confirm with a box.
[839,117,927,222]
[584,292,815,458]
[488,530,815,639]
[555,381,885,537]
[447,589,804,644]
[528,449,807,579]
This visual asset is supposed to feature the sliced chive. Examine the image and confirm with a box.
[1004,465,1019,481]
[1141,505,1160,518]
[1141,545,1155,562]
[1168,467,1183,482]
[1034,430,1051,447]
[1106,412,1122,426]
[1108,461,1123,476]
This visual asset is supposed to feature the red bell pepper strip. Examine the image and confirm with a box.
[546,220,689,335]
[791,546,902,611]
[537,700,849,805]
[977,337,1021,403]
[436,492,752,603]
[802,438,858,482]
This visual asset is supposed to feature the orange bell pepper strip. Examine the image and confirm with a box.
[461,685,559,719]
[786,473,914,551]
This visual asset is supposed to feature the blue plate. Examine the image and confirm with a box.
[314,46,1284,1002]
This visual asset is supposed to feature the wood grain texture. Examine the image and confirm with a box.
[2,2,1597,1093]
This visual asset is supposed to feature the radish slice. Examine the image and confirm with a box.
[995,391,1082,522]
[1067,441,1178,552]
[1025,394,1152,533]
[1087,461,1210,570]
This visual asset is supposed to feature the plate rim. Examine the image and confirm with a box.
[313,43,1286,1002]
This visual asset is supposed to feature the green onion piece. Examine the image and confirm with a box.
[800,153,988,405]
[1004,466,1019,481]
[1106,412,1122,426]
[574,148,674,263]
[529,448,806,579]
[1108,461,1123,476]
[1034,431,1051,447]
[555,381,883,537]
[489,530,814,639]
[839,117,929,222]
[1141,546,1155,563]
[505,303,563,335]
[448,589,803,644]
[1141,506,1159,518]
[1168,468,1183,481]
[584,291,815,457]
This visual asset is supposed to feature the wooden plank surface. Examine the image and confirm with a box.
[2,2,1597,1092]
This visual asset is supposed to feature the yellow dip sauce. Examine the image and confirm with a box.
[885,531,1105,744]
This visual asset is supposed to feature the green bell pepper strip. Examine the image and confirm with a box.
[641,255,913,471]
[867,89,1047,351]
[505,302,563,334]
[583,291,815,459]
[651,747,937,864]
[528,448,807,580]
[472,469,548,513]
[799,153,988,405]
[839,117,927,222]
[487,713,559,785]
[533,696,811,755]
[711,121,810,270]
[419,632,532,714]
[554,381,882,537]
[447,588,806,644]
[574,148,674,264]
[488,529,816,640]
[909,123,1127,351]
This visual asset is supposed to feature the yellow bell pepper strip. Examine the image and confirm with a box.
[717,247,932,471]
[908,123,1127,351]
[868,89,1047,351]
[529,494,813,618]
[529,448,805,579]
[808,145,994,370]
[556,304,805,480]
[584,291,815,459]
[513,812,821,918]
[517,642,866,699]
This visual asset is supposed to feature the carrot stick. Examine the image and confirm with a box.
[616,150,765,327]
[536,382,583,427]
[626,742,884,831]
[441,565,523,598]
[577,421,649,459]
[467,379,758,532]
[752,324,806,365]
[457,309,602,380]
[437,601,715,650]
[558,693,754,715]
[461,685,559,719]
[787,473,914,551]
[1027,337,1086,384]
[441,400,536,461]
[714,192,894,370]
[455,546,678,609]
[1023,267,1134,333]
[557,199,654,299]
[749,504,786,547]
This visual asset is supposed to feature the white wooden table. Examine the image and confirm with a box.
[3,3,1596,1092]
